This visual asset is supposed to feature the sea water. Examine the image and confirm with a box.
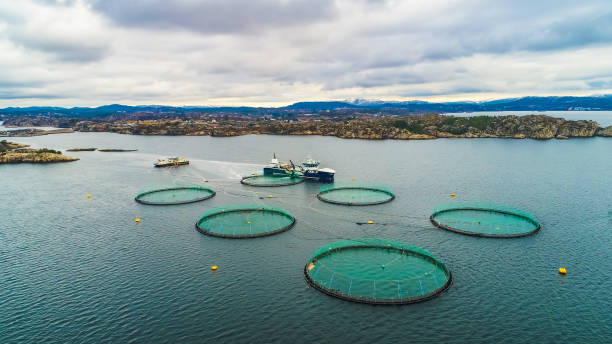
[1,132,611,343]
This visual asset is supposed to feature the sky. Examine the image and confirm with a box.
[1,0,612,107]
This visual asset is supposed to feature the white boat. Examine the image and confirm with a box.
[154,157,189,168]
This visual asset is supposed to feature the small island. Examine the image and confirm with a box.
[0,140,79,164]
[0,140,30,150]
[66,148,97,151]
[0,128,74,137]
[98,149,138,152]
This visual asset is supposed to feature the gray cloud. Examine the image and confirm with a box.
[398,87,488,98]
[524,13,612,51]
[355,1,612,62]
[0,91,60,100]
[587,79,612,90]
[8,33,109,62]
[90,0,338,34]
[1,1,111,62]
[1,0,612,106]
[34,0,78,5]
[0,80,43,88]
[322,70,426,90]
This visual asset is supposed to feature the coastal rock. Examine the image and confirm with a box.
[436,131,458,138]
[186,131,208,136]
[597,126,612,137]
[394,131,412,139]
[0,140,30,151]
[0,148,79,164]
[556,120,599,137]
[408,134,436,140]
[3,128,74,137]
[532,126,556,140]
[54,114,612,140]
[98,149,137,152]
[67,148,97,151]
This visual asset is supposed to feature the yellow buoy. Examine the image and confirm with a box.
[202,179,207,183]
[450,193,456,197]
[247,221,251,224]
[211,265,218,271]
[367,220,374,224]
[87,194,91,199]
[559,267,567,274]
[268,194,274,198]
[135,218,141,223]
[352,178,356,181]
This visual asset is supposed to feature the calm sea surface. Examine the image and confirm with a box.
[1,132,611,343]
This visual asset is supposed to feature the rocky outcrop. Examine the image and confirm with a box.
[67,148,97,151]
[0,148,79,164]
[2,116,79,128]
[597,126,612,137]
[69,114,611,140]
[98,149,137,152]
[0,128,73,137]
[0,140,30,151]
[557,120,600,137]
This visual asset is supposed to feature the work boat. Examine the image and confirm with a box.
[263,153,298,176]
[154,157,189,167]
[262,154,335,182]
[301,158,335,183]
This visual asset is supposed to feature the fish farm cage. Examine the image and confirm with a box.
[195,204,296,238]
[304,238,452,305]
[316,183,395,206]
[240,174,304,187]
[134,183,216,205]
[430,202,540,238]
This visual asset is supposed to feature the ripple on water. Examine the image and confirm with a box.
[1,134,611,343]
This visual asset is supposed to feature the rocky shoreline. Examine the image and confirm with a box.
[0,128,74,137]
[70,114,611,140]
[3,113,611,140]
[0,140,79,164]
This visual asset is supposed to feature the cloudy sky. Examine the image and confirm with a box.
[1,0,611,107]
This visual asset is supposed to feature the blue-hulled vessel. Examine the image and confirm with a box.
[263,154,335,182]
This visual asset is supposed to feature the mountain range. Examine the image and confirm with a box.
[2,95,612,118]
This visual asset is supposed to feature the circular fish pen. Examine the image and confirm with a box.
[304,238,452,305]
[317,184,395,206]
[135,183,215,205]
[241,174,304,187]
[195,205,296,238]
[430,202,540,238]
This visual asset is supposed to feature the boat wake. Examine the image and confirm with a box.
[187,159,262,180]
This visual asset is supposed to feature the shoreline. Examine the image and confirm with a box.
[2,114,612,140]
[0,140,79,164]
